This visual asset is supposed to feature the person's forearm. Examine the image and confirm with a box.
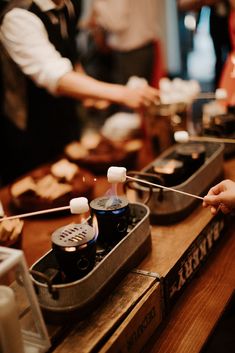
[56,71,125,104]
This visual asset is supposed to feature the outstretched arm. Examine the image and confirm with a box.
[56,71,158,109]
[0,7,158,110]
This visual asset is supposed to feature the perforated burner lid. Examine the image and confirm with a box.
[176,143,206,157]
[51,224,95,247]
[153,158,183,175]
[90,196,129,211]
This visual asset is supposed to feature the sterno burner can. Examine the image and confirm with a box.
[51,223,96,282]
[90,196,130,246]
[152,158,184,186]
[176,143,206,176]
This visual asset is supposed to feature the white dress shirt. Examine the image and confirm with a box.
[0,0,73,94]
[93,0,159,51]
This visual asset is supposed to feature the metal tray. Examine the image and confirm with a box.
[30,203,151,315]
[127,142,224,224]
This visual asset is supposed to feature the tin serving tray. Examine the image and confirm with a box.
[126,142,224,224]
[30,202,151,315]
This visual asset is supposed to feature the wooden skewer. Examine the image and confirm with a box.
[189,135,235,144]
[196,91,227,100]
[126,176,204,200]
[0,205,70,222]
[1,175,203,221]
[196,92,217,100]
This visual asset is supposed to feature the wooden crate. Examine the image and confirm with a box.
[137,206,227,312]
[51,272,162,353]
[99,281,162,353]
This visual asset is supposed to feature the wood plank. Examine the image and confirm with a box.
[100,283,162,353]
[138,206,213,277]
[52,272,158,353]
[142,226,235,353]
[139,158,235,352]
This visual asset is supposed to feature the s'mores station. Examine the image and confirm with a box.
[1,79,235,353]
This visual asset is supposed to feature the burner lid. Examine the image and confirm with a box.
[52,224,95,247]
[90,196,128,211]
[153,158,183,175]
[176,143,205,158]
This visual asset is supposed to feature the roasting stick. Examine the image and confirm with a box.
[126,175,203,200]
[107,167,204,201]
[186,135,235,144]
[189,136,235,144]
[0,197,89,222]
[196,88,227,100]
[1,166,204,221]
[174,130,235,144]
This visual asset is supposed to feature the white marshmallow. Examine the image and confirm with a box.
[126,76,148,89]
[107,167,127,183]
[188,80,201,96]
[159,77,172,93]
[174,130,189,143]
[215,88,227,100]
[70,197,89,214]
[172,78,185,90]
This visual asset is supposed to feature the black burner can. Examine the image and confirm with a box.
[152,158,184,186]
[176,143,206,176]
[52,223,96,282]
[212,113,235,135]
[90,196,130,246]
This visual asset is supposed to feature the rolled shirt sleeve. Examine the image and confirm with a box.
[0,8,73,94]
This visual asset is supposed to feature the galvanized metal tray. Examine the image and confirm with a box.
[30,202,151,315]
[127,142,224,224]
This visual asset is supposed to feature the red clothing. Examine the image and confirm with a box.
[219,9,235,105]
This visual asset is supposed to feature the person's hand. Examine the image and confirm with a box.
[120,85,159,110]
[203,179,235,215]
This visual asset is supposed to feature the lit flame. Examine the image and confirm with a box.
[105,183,119,208]
[106,183,118,197]
[92,214,99,240]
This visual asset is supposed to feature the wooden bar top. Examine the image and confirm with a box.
[0,157,235,352]
[143,225,235,353]
[142,157,235,353]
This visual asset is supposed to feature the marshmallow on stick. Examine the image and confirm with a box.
[70,197,89,214]
[107,167,127,183]
[0,197,90,221]
[107,166,203,200]
[174,130,235,144]
[196,88,227,100]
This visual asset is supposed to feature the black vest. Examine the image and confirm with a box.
[0,0,82,167]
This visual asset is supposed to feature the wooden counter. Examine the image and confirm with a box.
[140,157,235,353]
[0,158,235,353]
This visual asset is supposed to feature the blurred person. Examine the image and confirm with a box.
[210,1,231,87]
[178,0,231,88]
[215,1,235,104]
[85,0,159,85]
[203,179,235,214]
[0,0,158,184]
